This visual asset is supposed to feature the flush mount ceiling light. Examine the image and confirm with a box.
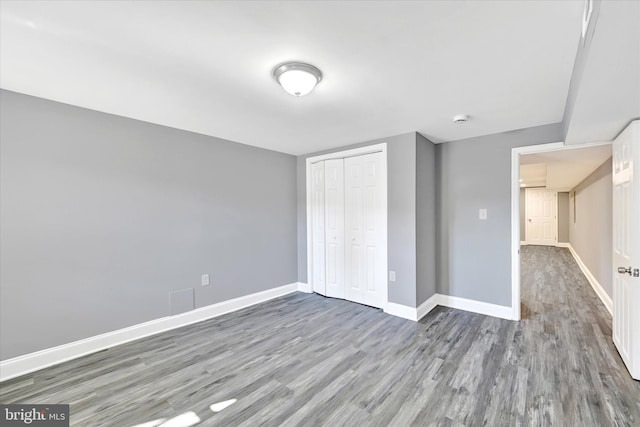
[273,62,322,97]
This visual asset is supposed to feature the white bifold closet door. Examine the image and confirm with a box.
[344,152,386,308]
[309,151,386,309]
[324,159,345,299]
[311,161,326,295]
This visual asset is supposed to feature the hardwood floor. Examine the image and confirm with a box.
[1,245,639,426]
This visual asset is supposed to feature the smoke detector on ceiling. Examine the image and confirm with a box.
[453,114,470,124]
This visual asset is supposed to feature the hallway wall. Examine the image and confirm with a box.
[569,157,613,297]
[558,192,570,243]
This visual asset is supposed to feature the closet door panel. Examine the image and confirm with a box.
[345,157,365,305]
[324,159,345,299]
[310,161,326,295]
[362,152,386,308]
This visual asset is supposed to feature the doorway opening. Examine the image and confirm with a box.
[511,141,612,321]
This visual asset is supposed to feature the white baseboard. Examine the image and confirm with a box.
[566,244,613,315]
[417,294,439,320]
[385,293,510,322]
[555,242,570,248]
[520,241,528,245]
[385,294,439,321]
[297,282,312,293]
[384,302,418,321]
[436,294,514,320]
[0,283,298,382]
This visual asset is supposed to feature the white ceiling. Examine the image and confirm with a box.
[565,0,640,145]
[0,1,584,155]
[520,144,612,191]
[520,163,547,188]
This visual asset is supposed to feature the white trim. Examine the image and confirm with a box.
[520,241,528,245]
[566,244,613,315]
[555,242,571,248]
[416,294,439,320]
[297,282,312,293]
[306,143,387,164]
[436,294,514,320]
[384,302,418,321]
[511,141,612,321]
[385,293,511,322]
[0,283,298,382]
[384,294,439,322]
[305,143,388,308]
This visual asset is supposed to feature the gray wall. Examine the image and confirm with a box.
[0,90,297,360]
[436,123,563,307]
[558,192,570,243]
[297,133,418,307]
[416,134,437,306]
[569,158,612,297]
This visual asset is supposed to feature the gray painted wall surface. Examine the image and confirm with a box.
[0,90,297,359]
[558,192,570,243]
[436,123,563,307]
[296,133,418,307]
[416,134,437,306]
[569,158,612,297]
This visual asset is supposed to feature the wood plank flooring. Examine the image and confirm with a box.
[2,245,639,426]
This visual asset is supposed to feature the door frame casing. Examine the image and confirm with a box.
[305,143,388,308]
[511,140,611,321]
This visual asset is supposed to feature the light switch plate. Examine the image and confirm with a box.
[479,209,488,220]
[389,271,396,282]
[201,274,210,286]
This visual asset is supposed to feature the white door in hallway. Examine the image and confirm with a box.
[345,152,387,309]
[310,161,326,295]
[324,159,345,299]
[525,188,557,246]
[613,120,640,380]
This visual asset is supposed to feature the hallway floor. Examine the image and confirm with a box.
[1,245,639,426]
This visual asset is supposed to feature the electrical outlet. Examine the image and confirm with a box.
[389,271,396,282]
[479,209,488,220]
[201,274,210,286]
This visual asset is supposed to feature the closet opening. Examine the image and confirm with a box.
[305,143,388,309]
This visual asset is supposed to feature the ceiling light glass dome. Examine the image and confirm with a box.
[273,62,322,97]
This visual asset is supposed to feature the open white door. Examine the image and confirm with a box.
[612,120,640,380]
[525,188,557,246]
